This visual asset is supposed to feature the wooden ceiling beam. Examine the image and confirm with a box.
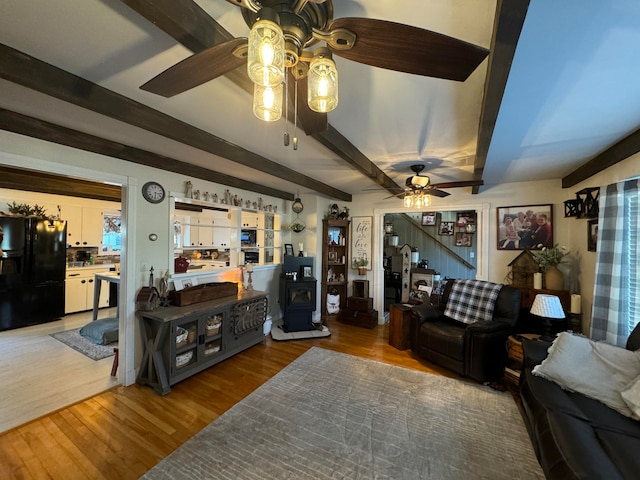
[0,165,121,203]
[0,108,293,201]
[121,0,402,197]
[562,126,640,188]
[0,43,349,201]
[476,0,638,191]
[473,0,531,194]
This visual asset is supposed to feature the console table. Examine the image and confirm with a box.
[136,290,267,395]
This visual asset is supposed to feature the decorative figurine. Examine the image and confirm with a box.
[193,190,200,200]
[185,181,193,199]
[203,191,210,202]
[212,193,218,203]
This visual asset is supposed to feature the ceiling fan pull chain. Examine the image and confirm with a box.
[293,78,299,150]
[284,71,290,146]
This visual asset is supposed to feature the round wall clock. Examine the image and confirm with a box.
[142,181,165,204]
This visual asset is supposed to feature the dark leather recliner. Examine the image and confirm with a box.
[411,280,521,382]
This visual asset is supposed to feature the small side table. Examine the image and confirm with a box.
[388,304,412,350]
[504,334,540,387]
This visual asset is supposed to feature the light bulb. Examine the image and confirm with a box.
[247,8,284,87]
[253,83,283,121]
[308,48,338,113]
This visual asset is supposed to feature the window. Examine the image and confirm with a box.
[102,213,121,253]
[625,189,639,336]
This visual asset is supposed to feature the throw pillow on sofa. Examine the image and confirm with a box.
[621,374,640,420]
[532,332,640,418]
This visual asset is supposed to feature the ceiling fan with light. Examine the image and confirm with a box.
[140,0,490,140]
[384,164,484,207]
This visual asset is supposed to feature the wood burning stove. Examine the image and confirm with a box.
[279,275,317,332]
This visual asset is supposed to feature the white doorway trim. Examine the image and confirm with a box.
[372,203,490,322]
[0,152,138,386]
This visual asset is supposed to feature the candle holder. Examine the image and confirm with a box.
[245,265,254,291]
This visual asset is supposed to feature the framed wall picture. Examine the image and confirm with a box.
[497,204,553,250]
[301,265,313,278]
[328,251,338,262]
[456,211,476,227]
[421,212,437,226]
[587,219,598,252]
[284,243,294,256]
[455,232,473,247]
[351,216,372,270]
[438,221,454,236]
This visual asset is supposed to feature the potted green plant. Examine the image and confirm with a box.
[530,244,569,290]
[352,256,369,275]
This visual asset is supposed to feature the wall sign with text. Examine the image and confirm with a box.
[351,216,372,270]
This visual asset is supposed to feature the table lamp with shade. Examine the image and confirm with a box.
[530,294,566,341]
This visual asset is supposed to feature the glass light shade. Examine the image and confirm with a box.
[247,13,285,87]
[403,189,413,207]
[308,53,338,113]
[403,190,431,208]
[253,83,283,122]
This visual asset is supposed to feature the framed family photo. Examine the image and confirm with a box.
[455,232,473,247]
[421,212,437,226]
[438,221,454,236]
[497,204,553,250]
[300,264,313,278]
[284,243,294,256]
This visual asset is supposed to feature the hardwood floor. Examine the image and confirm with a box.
[0,309,120,434]
[0,320,462,479]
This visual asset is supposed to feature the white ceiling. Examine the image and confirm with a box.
[1,0,639,199]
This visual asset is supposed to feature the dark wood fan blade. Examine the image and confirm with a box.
[328,18,489,81]
[431,180,484,188]
[286,71,328,135]
[428,189,451,198]
[141,38,248,97]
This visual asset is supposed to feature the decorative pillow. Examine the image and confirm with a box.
[621,374,640,420]
[79,317,119,345]
[532,332,640,418]
[443,280,503,324]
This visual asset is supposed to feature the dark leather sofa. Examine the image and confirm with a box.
[520,323,640,480]
[411,280,521,382]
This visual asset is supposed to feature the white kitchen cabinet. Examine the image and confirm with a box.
[61,205,104,247]
[81,207,104,247]
[172,198,281,269]
[65,267,110,313]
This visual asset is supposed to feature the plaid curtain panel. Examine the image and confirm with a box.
[591,179,640,347]
[444,279,503,324]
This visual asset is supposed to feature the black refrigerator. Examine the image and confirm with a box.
[0,216,67,331]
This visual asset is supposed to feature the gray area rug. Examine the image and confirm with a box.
[270,318,331,341]
[50,328,116,361]
[143,347,543,479]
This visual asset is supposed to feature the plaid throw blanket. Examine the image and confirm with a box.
[444,280,503,324]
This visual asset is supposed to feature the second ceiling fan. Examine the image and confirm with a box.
[140,0,490,135]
